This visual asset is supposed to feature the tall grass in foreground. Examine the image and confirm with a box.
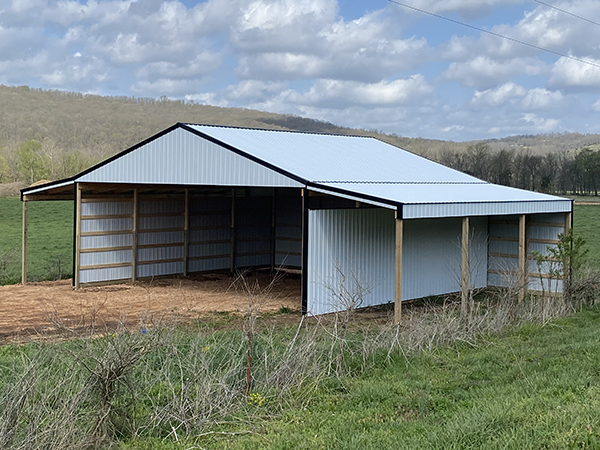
[1,269,599,449]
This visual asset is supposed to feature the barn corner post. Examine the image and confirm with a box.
[132,188,139,283]
[518,214,528,301]
[394,209,403,324]
[183,188,189,277]
[564,209,573,295]
[461,216,470,319]
[301,188,309,315]
[74,183,82,290]
[21,198,28,284]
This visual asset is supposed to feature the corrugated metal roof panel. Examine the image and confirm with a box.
[186,124,482,184]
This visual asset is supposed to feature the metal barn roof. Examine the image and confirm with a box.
[22,123,572,218]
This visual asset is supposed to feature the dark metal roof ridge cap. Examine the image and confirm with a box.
[180,122,379,140]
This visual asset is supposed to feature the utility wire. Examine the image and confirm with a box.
[533,0,600,28]
[387,0,600,69]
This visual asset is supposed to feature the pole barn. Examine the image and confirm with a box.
[21,123,573,318]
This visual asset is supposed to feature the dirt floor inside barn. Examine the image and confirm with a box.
[0,272,302,344]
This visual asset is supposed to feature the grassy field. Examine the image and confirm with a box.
[0,196,73,284]
[0,303,599,449]
[193,308,600,450]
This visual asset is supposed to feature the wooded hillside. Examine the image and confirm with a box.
[2,84,600,195]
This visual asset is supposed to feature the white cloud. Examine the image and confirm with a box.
[520,88,563,110]
[227,80,286,102]
[136,52,222,82]
[280,75,432,109]
[402,0,526,19]
[442,56,546,88]
[235,8,428,82]
[592,99,600,112]
[549,56,600,88]
[472,82,526,107]
[472,83,563,110]
[521,113,560,132]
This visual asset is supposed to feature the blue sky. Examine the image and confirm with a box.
[1,0,600,141]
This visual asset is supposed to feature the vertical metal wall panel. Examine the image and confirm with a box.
[81,201,133,216]
[138,231,184,245]
[307,208,395,316]
[136,262,184,278]
[488,213,566,293]
[79,200,134,284]
[136,196,185,278]
[80,250,132,266]
[81,218,133,233]
[487,216,519,288]
[275,192,302,268]
[403,217,487,301]
[234,194,272,268]
[527,212,566,294]
[81,234,133,250]
[80,266,133,283]
[188,196,231,273]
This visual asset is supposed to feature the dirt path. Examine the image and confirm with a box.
[0,273,301,343]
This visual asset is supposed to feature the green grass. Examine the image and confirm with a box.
[0,196,73,284]
[188,308,600,450]
[574,204,600,266]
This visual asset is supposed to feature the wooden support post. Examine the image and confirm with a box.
[394,212,403,324]
[132,188,138,283]
[564,210,573,289]
[183,188,189,277]
[230,188,236,274]
[74,184,82,290]
[461,216,470,318]
[518,214,527,301]
[21,200,28,285]
[270,190,276,273]
[301,188,309,314]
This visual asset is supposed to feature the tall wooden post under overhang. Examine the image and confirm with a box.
[183,188,189,277]
[74,184,82,290]
[229,188,236,274]
[301,188,309,314]
[132,188,138,283]
[461,216,470,318]
[21,199,28,284]
[394,211,403,324]
[518,214,527,301]
[564,209,573,289]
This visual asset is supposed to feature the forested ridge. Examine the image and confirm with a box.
[1,84,600,195]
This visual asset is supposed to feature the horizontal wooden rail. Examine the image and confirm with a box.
[80,246,133,253]
[81,230,132,237]
[80,262,133,270]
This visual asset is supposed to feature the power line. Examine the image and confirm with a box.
[387,0,600,70]
[533,0,600,28]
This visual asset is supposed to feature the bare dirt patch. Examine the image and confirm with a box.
[0,272,301,344]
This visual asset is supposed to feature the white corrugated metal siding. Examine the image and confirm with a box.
[79,200,134,284]
[487,213,566,293]
[307,210,489,316]
[307,208,395,316]
[402,216,488,300]
[78,127,303,188]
